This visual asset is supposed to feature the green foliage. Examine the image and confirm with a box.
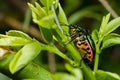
[92,14,120,52]
[92,13,120,79]
[99,14,120,38]
[57,3,68,25]
[39,0,54,12]
[0,36,30,46]
[91,29,99,44]
[102,33,120,49]
[95,70,120,80]
[19,62,53,80]
[9,41,41,74]
[0,0,120,80]
[28,2,54,43]
[28,0,68,43]
[6,30,32,40]
[53,64,83,80]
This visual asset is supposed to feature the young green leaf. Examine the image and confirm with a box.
[91,29,99,44]
[6,30,32,40]
[37,12,54,29]
[39,0,54,12]
[28,2,47,19]
[58,3,68,25]
[0,34,12,38]
[102,33,120,49]
[28,3,40,18]
[35,2,47,16]
[0,37,30,46]
[9,41,42,74]
[99,13,110,36]
[102,17,120,36]
[95,70,120,80]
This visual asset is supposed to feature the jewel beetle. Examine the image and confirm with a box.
[68,24,95,64]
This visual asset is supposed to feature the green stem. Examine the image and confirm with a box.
[51,2,64,34]
[81,63,96,80]
[93,39,102,72]
[22,0,36,32]
[22,9,31,32]
[93,53,99,72]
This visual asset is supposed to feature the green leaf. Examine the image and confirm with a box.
[6,30,32,40]
[58,3,68,25]
[0,52,53,80]
[0,36,31,46]
[91,29,99,44]
[102,33,120,49]
[28,3,40,18]
[37,12,54,29]
[9,41,42,74]
[0,34,12,38]
[99,13,110,35]
[20,62,53,80]
[95,70,120,80]
[40,27,53,43]
[28,2,47,19]
[53,0,59,9]
[39,0,54,12]
[34,2,47,17]
[102,17,120,36]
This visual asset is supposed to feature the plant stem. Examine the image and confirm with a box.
[48,52,56,73]
[82,63,96,80]
[22,9,31,32]
[99,0,118,18]
[93,39,101,72]
[22,0,36,32]
[51,2,63,34]
[94,53,99,72]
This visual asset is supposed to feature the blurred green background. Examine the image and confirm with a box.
[0,0,120,79]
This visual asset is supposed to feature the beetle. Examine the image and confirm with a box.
[67,24,95,64]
